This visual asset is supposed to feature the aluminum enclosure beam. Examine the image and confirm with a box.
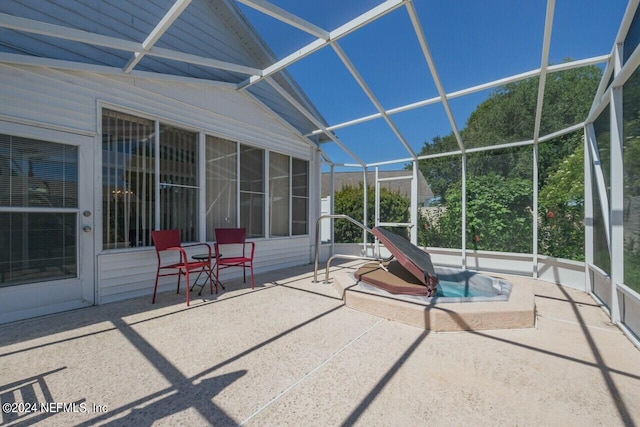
[406,1,465,154]
[331,42,417,160]
[532,0,555,144]
[147,47,262,75]
[235,0,329,40]
[237,0,406,90]
[411,122,585,162]
[123,0,192,73]
[264,77,365,166]
[610,46,624,323]
[588,41,640,124]
[586,124,612,251]
[305,55,609,137]
[614,0,640,45]
[356,121,586,168]
[531,0,556,278]
[241,89,327,158]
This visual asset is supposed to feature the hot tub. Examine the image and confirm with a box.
[357,266,512,303]
[354,227,512,304]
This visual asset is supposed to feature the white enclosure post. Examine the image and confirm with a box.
[584,126,594,293]
[374,167,380,255]
[461,154,467,270]
[363,167,368,253]
[610,43,624,323]
[411,161,418,245]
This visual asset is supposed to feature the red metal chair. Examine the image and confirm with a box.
[151,230,214,306]
[214,228,255,289]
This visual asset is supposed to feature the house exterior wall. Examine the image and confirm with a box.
[0,62,320,311]
[98,236,312,304]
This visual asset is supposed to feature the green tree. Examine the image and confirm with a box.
[420,175,532,252]
[333,184,409,243]
[419,65,600,178]
[415,63,600,259]
[538,140,584,260]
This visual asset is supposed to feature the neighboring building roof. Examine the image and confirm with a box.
[321,171,434,205]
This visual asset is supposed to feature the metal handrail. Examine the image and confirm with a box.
[313,214,383,283]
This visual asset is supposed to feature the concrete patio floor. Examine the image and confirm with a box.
[1,262,639,426]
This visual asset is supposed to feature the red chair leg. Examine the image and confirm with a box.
[217,263,220,288]
[152,267,161,304]
[205,264,216,294]
[250,263,254,289]
[185,270,190,306]
[208,265,215,295]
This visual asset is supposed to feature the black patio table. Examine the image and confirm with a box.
[191,252,225,295]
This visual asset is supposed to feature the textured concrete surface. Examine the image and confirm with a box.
[0,263,639,426]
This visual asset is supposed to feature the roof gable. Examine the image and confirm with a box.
[0,0,326,137]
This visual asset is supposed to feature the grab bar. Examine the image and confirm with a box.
[313,214,381,282]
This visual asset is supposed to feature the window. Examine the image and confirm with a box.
[269,152,290,237]
[102,110,155,249]
[292,158,309,235]
[269,154,308,237]
[206,135,237,241]
[159,125,199,242]
[240,144,265,238]
[102,110,199,248]
[103,109,310,246]
[0,135,78,286]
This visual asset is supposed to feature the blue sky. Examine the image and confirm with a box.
[237,1,628,168]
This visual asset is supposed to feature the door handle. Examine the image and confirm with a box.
[83,226,92,232]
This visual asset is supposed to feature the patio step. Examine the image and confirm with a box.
[332,268,536,332]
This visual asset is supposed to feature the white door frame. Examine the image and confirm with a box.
[0,119,95,323]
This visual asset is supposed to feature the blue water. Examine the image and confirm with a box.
[432,267,509,300]
[435,280,496,298]
[358,266,512,303]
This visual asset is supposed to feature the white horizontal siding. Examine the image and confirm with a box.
[1,62,317,307]
[0,63,312,158]
[98,237,312,304]
[1,66,95,131]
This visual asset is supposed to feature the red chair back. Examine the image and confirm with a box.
[151,229,181,251]
[150,229,215,305]
[215,228,246,245]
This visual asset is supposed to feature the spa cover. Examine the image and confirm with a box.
[362,227,439,296]
[355,261,434,296]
